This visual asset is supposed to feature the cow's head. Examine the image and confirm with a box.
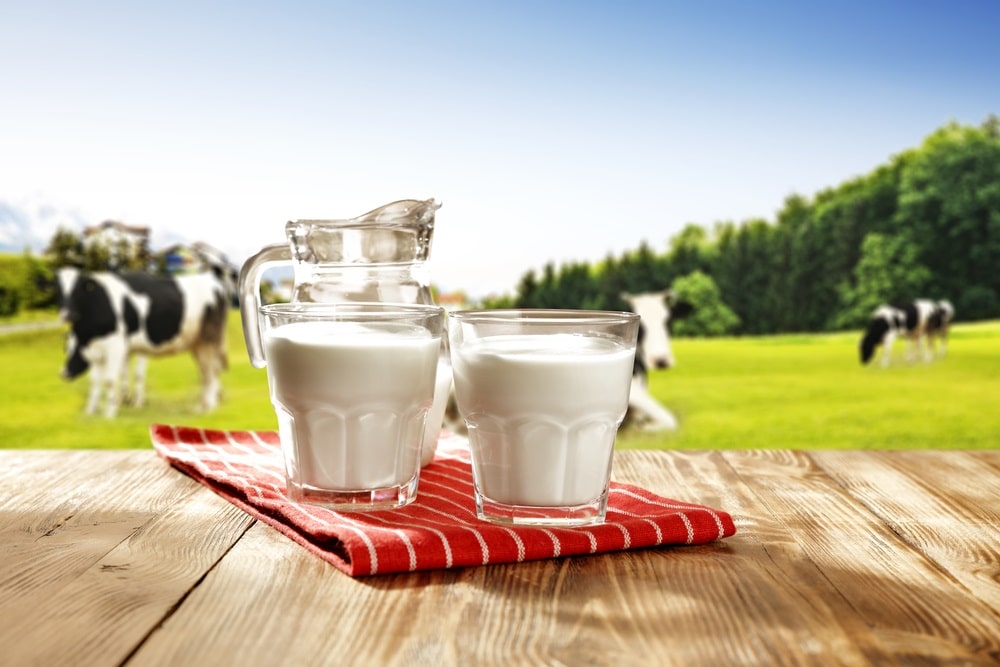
[859,318,888,365]
[55,268,118,380]
[621,290,694,372]
[55,267,81,323]
[859,305,899,365]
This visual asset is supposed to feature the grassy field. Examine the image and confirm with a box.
[1,312,998,450]
[2,314,277,449]
[619,321,999,450]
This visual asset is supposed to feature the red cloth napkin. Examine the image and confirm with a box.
[151,424,736,577]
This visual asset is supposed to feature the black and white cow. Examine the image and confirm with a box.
[859,299,954,367]
[621,290,694,430]
[926,299,955,359]
[443,292,694,434]
[56,267,229,417]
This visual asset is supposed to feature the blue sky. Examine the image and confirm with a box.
[2,1,998,297]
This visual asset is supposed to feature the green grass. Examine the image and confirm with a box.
[617,321,1000,450]
[0,308,61,325]
[1,313,277,449]
[2,314,998,450]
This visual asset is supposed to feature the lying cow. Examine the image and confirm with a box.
[621,290,694,430]
[859,299,954,367]
[57,267,229,417]
[442,292,694,435]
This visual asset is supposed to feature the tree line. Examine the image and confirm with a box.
[5,117,998,331]
[1,227,227,317]
[490,117,1000,335]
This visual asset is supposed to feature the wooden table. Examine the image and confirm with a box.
[1,449,998,666]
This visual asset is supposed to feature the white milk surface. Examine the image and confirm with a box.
[451,333,634,507]
[264,321,440,491]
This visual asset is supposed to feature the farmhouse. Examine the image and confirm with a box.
[82,220,151,269]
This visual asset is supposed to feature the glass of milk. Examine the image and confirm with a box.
[260,302,445,511]
[448,309,640,526]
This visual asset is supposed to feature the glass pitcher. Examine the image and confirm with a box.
[239,198,451,466]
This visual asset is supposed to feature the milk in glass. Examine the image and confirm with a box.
[451,333,634,509]
[264,320,440,501]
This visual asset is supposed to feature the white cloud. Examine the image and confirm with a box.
[0,194,93,252]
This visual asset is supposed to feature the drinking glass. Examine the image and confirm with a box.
[448,309,640,526]
[261,302,445,510]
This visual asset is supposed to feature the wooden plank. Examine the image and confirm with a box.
[811,450,1000,616]
[131,450,889,666]
[618,449,892,666]
[0,450,138,531]
[5,449,998,665]
[0,451,179,616]
[0,452,255,667]
[723,450,1000,665]
[142,514,765,667]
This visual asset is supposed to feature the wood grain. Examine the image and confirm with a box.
[812,450,1000,616]
[0,450,254,666]
[2,449,999,667]
[723,449,1000,665]
[138,450,881,667]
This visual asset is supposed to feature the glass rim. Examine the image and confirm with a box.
[449,308,639,325]
[285,218,431,229]
[259,302,444,318]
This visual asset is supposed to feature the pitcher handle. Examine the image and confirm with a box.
[238,243,292,368]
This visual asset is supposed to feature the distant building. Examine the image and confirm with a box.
[83,220,151,246]
[436,291,470,311]
[82,220,151,270]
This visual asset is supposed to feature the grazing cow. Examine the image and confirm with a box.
[859,299,954,367]
[926,300,955,359]
[621,290,694,430]
[56,267,229,417]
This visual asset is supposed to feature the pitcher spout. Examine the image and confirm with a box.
[352,198,440,223]
[351,198,441,260]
